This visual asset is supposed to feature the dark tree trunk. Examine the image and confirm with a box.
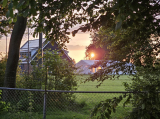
[4,16,27,88]
[2,16,27,102]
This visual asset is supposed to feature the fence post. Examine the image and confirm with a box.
[43,67,48,119]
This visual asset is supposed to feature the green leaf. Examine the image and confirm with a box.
[2,0,8,8]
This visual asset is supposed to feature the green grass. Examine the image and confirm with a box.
[1,75,133,119]
[76,74,132,91]
[49,75,133,119]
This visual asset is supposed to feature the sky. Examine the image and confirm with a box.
[67,32,92,62]
[0,29,92,63]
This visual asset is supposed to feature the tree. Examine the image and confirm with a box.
[85,32,108,60]
[83,0,160,82]
[1,0,118,88]
[2,0,160,86]
[2,0,160,117]
[2,0,84,88]
[15,50,77,111]
[82,1,160,118]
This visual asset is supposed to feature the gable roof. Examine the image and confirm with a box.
[20,38,47,52]
[20,38,72,63]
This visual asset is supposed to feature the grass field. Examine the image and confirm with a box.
[1,75,133,119]
[47,75,132,119]
[73,75,132,119]
[47,75,133,119]
[76,75,132,91]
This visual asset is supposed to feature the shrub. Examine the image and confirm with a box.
[0,55,7,87]
[91,65,160,119]
[0,90,10,114]
[123,66,160,119]
[15,49,78,111]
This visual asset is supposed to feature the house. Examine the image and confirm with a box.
[19,38,72,72]
[76,60,101,74]
[76,60,135,75]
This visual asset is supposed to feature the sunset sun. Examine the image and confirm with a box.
[91,53,95,58]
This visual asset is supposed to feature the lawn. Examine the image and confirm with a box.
[73,75,132,119]
[76,75,132,91]
[47,75,132,119]
[1,75,133,119]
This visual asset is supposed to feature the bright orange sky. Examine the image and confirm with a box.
[0,30,92,63]
[67,32,92,62]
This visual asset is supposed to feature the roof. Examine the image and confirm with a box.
[82,60,99,65]
[76,60,99,66]
[20,38,46,52]
[20,38,72,63]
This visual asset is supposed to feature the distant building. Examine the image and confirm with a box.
[19,38,72,72]
[76,60,135,75]
[76,60,101,74]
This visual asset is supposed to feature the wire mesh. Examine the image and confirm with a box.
[0,87,133,119]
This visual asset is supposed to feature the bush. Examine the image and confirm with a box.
[15,49,78,112]
[91,65,160,119]
[0,56,7,87]
[123,66,160,119]
[0,90,10,114]
[17,49,77,91]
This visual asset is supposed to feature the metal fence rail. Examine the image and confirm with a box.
[0,87,134,119]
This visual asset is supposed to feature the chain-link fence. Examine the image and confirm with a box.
[0,87,134,119]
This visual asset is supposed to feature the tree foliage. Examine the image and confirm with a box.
[0,0,13,38]
[123,66,160,119]
[17,49,77,91]
[2,1,160,118]
[84,0,160,119]
[15,50,77,112]
[42,50,77,91]
[0,55,7,87]
[0,0,126,87]
[85,32,107,60]
[2,0,115,88]
[84,0,160,81]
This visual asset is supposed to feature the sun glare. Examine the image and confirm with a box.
[91,53,95,58]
